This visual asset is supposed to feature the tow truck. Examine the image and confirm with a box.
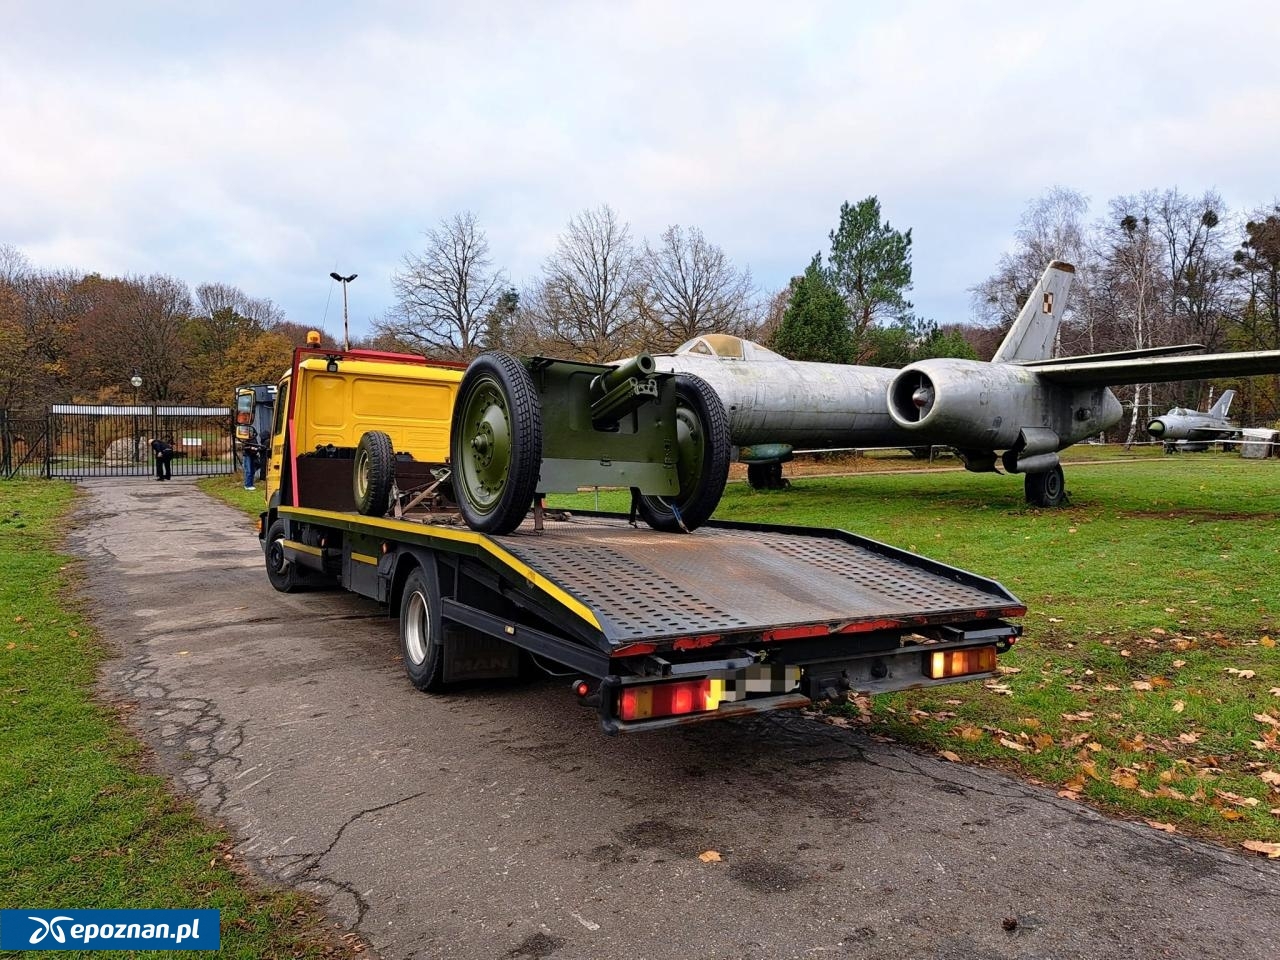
[259,334,1024,733]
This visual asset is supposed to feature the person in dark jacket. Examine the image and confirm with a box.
[242,427,264,491]
[150,436,173,480]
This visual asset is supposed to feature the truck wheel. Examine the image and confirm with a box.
[264,519,305,592]
[1024,465,1066,508]
[354,430,395,516]
[635,374,730,532]
[451,352,542,535]
[399,564,446,692]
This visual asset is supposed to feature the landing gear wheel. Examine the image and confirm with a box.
[264,519,305,592]
[635,374,730,532]
[1024,465,1066,507]
[451,352,543,534]
[746,462,787,490]
[399,561,446,692]
[353,430,395,516]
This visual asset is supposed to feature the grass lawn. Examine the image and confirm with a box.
[0,479,360,957]
[548,454,1280,851]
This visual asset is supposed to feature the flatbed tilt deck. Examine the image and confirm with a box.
[260,337,1025,734]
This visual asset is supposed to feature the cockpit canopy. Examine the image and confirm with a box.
[673,334,784,362]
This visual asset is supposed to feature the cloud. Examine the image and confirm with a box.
[3,0,1279,335]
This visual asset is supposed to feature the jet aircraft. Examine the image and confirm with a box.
[1146,390,1238,451]
[651,261,1280,506]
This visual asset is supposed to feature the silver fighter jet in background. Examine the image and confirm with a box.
[1146,390,1238,452]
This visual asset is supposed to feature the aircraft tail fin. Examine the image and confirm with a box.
[1209,389,1235,419]
[991,261,1076,363]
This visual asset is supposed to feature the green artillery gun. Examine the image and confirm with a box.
[450,351,729,535]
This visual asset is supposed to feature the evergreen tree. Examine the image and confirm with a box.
[771,255,853,363]
[827,197,913,360]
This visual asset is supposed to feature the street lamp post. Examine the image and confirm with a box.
[130,374,143,463]
[329,272,357,350]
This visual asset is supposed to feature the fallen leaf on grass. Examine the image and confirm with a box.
[1081,762,1103,781]
[1061,711,1094,723]
[1172,700,1185,714]
[1172,659,1187,668]
[1241,841,1280,858]
[1131,680,1152,691]
[939,750,962,763]
[1270,688,1280,698]
[1259,771,1280,788]
[1178,731,1202,744]
[1217,790,1260,808]
[1219,809,1244,822]
[1110,769,1140,790]
[1226,668,1257,680]
[1000,737,1028,752]
[1057,789,1080,800]
[985,683,1013,696]
[1064,776,1086,793]
[1254,714,1280,728]
[1261,636,1276,649]
[955,725,984,742]
[697,850,721,863]
[1032,734,1055,752]
[1144,820,1177,834]
[1149,676,1172,689]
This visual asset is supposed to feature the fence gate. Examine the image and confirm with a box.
[2,405,234,479]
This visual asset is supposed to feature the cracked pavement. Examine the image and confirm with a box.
[70,478,1280,960]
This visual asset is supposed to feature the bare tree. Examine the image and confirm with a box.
[1100,203,1168,448]
[637,225,754,350]
[972,187,1100,355]
[376,212,507,360]
[194,282,286,329]
[526,205,642,361]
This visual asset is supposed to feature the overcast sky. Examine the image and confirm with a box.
[3,1,1278,339]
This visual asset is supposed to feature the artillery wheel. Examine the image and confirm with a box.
[264,519,305,593]
[1024,464,1066,508]
[451,352,542,534]
[635,374,730,532]
[353,430,395,516]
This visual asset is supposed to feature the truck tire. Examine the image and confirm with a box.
[354,430,395,516]
[399,563,446,692]
[451,352,543,535]
[635,374,730,532]
[264,519,306,592]
[1024,465,1067,508]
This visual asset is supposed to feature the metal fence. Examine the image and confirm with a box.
[2,405,235,479]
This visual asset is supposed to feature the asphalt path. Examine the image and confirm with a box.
[71,479,1280,960]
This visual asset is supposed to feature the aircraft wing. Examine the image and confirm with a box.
[1031,350,1280,387]
[1016,344,1204,367]
[1184,426,1242,440]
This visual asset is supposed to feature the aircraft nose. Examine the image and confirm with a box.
[1147,419,1165,437]
[912,386,934,409]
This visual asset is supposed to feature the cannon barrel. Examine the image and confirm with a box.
[589,354,660,428]
[592,354,656,397]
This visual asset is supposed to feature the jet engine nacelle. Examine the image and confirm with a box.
[886,358,1122,452]
[887,359,1042,450]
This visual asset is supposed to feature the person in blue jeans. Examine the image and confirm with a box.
[242,428,263,491]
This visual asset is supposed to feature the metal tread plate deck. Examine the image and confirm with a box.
[493,516,1019,643]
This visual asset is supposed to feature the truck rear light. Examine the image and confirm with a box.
[619,679,715,722]
[927,646,997,680]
